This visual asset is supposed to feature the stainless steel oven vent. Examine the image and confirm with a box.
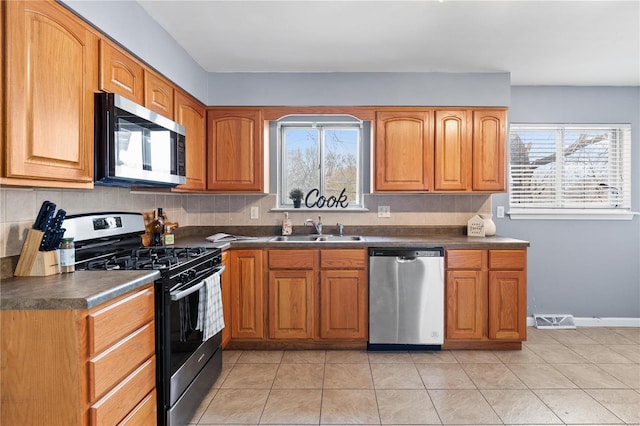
[533,314,576,329]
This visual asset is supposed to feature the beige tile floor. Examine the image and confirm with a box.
[188,327,640,425]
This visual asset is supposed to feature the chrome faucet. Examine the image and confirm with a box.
[304,216,323,235]
[337,223,344,236]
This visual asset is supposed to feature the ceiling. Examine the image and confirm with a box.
[137,0,640,86]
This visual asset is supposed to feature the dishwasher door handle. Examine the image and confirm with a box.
[396,256,417,263]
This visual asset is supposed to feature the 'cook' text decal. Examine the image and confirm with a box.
[305,188,349,209]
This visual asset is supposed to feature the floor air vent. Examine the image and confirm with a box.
[533,314,576,329]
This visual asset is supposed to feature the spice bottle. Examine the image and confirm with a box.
[60,238,75,273]
[151,207,165,246]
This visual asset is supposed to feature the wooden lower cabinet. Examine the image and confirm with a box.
[267,249,316,340]
[445,249,527,348]
[446,269,485,340]
[319,269,367,339]
[229,249,265,340]
[0,284,156,426]
[229,248,367,346]
[269,269,315,339]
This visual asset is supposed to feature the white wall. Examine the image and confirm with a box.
[207,72,510,106]
[493,86,640,318]
[60,0,209,103]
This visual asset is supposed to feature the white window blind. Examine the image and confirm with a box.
[509,124,632,217]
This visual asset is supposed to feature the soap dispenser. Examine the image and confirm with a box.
[282,212,292,236]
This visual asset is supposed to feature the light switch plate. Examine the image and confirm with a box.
[250,206,259,219]
[378,206,391,218]
[497,206,505,218]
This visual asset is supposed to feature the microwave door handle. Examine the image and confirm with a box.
[169,265,226,301]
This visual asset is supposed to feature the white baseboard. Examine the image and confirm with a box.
[527,316,640,327]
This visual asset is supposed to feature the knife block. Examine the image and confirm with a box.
[15,229,61,277]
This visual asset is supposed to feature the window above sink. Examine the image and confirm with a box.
[274,115,370,210]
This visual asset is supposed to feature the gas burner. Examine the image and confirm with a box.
[86,256,134,271]
[76,245,218,273]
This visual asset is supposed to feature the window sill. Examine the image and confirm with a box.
[507,209,638,220]
[271,207,369,213]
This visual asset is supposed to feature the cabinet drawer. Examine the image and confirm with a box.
[446,250,485,270]
[269,249,316,269]
[489,250,526,270]
[320,249,366,269]
[90,357,155,426]
[89,286,154,355]
[90,322,155,401]
[118,390,156,426]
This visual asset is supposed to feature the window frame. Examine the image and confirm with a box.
[275,115,367,210]
[508,123,636,220]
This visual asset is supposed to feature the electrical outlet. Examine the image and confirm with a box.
[378,205,391,218]
[250,206,259,219]
[497,206,505,218]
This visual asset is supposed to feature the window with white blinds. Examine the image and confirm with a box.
[509,124,632,219]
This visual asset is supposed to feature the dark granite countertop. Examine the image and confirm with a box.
[1,270,160,311]
[173,232,530,250]
[1,227,528,312]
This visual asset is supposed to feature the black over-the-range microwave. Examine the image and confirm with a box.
[94,92,186,188]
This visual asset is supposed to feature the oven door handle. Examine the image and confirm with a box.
[169,265,226,301]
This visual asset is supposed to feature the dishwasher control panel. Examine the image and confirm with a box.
[369,247,444,257]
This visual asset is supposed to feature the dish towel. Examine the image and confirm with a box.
[196,272,225,341]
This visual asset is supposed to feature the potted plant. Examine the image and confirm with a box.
[289,188,304,208]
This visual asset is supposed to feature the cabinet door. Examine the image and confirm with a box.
[174,91,207,191]
[434,110,472,191]
[99,39,144,104]
[473,110,506,191]
[319,270,367,340]
[144,69,174,119]
[488,270,526,341]
[221,251,231,348]
[446,270,485,340]
[4,0,97,186]
[207,109,264,192]
[230,250,264,339]
[268,270,315,339]
[374,111,432,191]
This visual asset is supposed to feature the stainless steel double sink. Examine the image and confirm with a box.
[269,235,364,243]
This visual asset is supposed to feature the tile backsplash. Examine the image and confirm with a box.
[0,187,491,257]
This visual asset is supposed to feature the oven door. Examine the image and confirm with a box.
[166,265,225,405]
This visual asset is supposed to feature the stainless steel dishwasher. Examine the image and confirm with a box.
[368,247,444,350]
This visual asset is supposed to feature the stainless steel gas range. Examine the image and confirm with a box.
[63,212,224,426]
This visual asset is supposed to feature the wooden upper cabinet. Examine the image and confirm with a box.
[374,110,432,191]
[373,107,506,194]
[3,0,97,187]
[207,109,264,192]
[99,39,144,105]
[473,109,506,191]
[434,110,472,191]
[144,69,174,119]
[174,91,207,191]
